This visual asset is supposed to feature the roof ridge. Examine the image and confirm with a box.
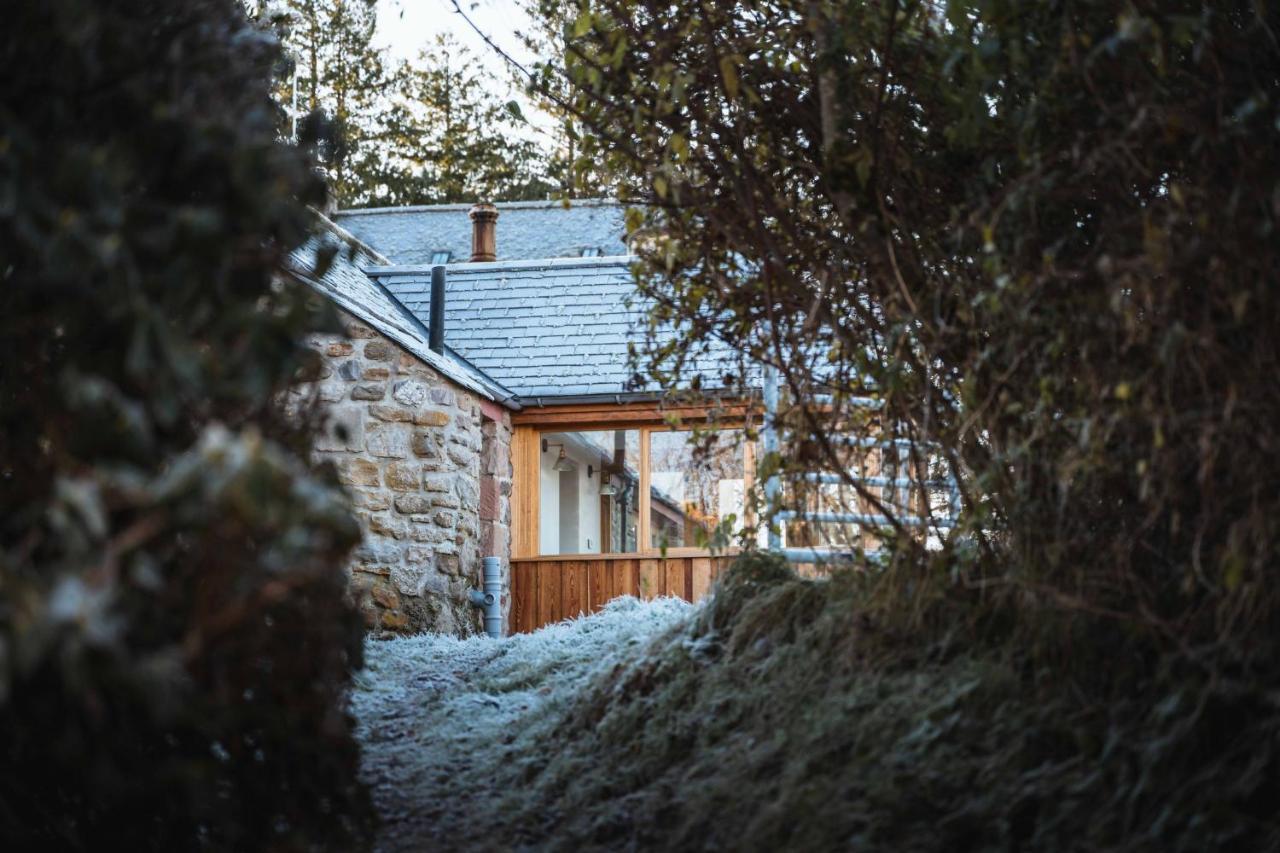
[368,256,635,276]
[307,207,392,265]
[335,198,622,216]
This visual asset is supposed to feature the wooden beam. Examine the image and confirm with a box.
[511,425,541,558]
[512,399,754,428]
[599,494,612,553]
[664,559,687,600]
[638,558,660,600]
[691,557,714,601]
[638,428,652,552]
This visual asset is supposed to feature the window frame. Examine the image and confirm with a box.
[510,403,757,559]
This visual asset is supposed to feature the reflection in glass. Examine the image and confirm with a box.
[648,429,747,549]
[538,429,640,555]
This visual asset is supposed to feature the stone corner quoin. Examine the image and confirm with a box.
[289,315,513,636]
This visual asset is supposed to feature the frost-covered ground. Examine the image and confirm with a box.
[355,552,1279,852]
[351,596,693,852]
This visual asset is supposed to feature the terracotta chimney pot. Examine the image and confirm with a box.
[469,202,499,262]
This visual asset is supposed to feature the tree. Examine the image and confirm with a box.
[271,0,394,206]
[546,0,1280,668]
[267,4,555,206]
[0,0,372,848]
[375,34,555,205]
[515,0,613,198]
[508,3,1280,846]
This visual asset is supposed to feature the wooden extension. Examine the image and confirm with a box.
[509,554,732,634]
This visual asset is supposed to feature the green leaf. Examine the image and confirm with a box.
[719,54,740,99]
[946,0,969,30]
[1223,554,1245,591]
[670,132,688,160]
[625,206,645,233]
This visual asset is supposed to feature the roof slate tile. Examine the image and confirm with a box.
[334,200,628,265]
[373,257,743,398]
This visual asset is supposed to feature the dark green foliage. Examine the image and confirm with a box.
[268,2,554,206]
[517,0,1280,845]
[270,0,392,207]
[553,0,1280,679]
[382,34,556,205]
[491,554,1280,851]
[516,0,616,198]
[0,0,372,849]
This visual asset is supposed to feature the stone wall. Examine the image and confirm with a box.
[296,314,512,635]
[479,415,513,565]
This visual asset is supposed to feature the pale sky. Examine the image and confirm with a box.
[374,0,555,136]
[375,0,536,65]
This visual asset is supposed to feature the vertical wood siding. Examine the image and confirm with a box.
[510,555,732,634]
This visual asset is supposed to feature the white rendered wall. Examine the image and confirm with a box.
[539,448,560,554]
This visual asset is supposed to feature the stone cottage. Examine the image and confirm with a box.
[288,199,865,638]
[286,210,522,635]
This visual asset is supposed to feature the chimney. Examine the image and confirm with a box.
[469,202,498,262]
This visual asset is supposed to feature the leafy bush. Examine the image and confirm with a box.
[0,0,372,848]
[519,3,1280,845]
[553,0,1280,678]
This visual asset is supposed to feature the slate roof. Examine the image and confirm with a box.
[369,257,744,400]
[333,199,628,265]
[286,213,519,405]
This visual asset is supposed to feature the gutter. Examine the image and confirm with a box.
[442,346,523,411]
[514,388,756,408]
[520,390,665,407]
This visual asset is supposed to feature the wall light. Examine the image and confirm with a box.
[542,439,576,472]
[599,471,618,496]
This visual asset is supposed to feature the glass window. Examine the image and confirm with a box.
[430,250,451,264]
[538,429,641,555]
[579,247,601,257]
[648,429,748,550]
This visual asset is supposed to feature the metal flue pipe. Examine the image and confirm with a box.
[429,265,446,354]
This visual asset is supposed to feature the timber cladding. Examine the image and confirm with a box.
[509,555,731,634]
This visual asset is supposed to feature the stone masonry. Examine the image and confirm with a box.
[296,314,512,635]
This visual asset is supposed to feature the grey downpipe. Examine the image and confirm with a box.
[469,556,503,638]
[763,364,782,550]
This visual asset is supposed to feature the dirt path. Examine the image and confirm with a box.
[351,597,691,852]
